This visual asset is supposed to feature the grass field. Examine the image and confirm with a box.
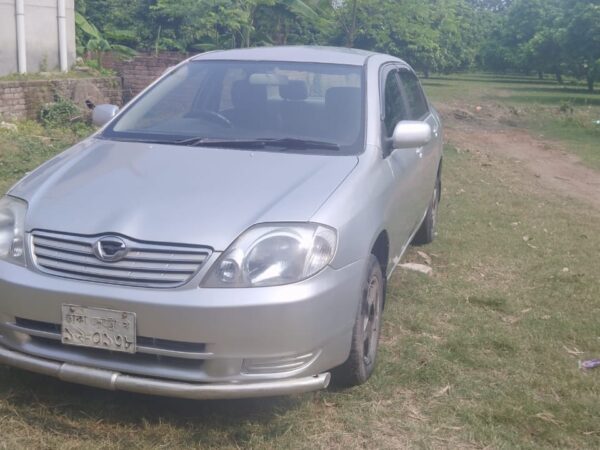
[422,73,600,170]
[0,75,599,449]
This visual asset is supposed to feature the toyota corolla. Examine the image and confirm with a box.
[0,46,442,399]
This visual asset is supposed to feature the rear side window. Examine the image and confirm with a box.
[383,70,407,137]
[398,71,429,119]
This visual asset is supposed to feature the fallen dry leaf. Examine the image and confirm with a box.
[433,385,451,398]
[416,251,432,265]
[534,412,563,426]
[399,263,433,276]
[563,345,584,356]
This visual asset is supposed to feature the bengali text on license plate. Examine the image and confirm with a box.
[61,304,136,353]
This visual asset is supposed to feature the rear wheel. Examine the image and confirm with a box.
[332,255,384,387]
[412,174,441,246]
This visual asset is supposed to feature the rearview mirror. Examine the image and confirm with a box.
[92,104,119,127]
[392,121,432,149]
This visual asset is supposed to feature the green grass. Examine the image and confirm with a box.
[423,72,600,105]
[0,121,93,194]
[0,75,599,449]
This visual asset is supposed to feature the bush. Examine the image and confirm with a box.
[39,96,82,127]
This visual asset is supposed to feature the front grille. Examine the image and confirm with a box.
[31,230,212,288]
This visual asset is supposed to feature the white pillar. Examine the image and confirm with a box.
[15,0,26,74]
[58,0,68,72]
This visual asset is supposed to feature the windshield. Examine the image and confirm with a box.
[102,60,365,155]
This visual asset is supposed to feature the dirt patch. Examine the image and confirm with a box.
[437,102,600,210]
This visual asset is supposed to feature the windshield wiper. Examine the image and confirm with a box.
[259,138,340,151]
[175,137,267,148]
[174,137,340,151]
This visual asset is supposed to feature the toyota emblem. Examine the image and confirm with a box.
[93,236,128,262]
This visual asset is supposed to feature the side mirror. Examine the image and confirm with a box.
[92,104,119,127]
[392,121,432,149]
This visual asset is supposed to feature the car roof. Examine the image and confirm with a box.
[191,46,399,66]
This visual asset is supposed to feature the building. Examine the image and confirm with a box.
[0,0,76,76]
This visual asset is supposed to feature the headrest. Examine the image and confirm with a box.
[324,87,362,141]
[232,80,267,108]
[325,87,361,108]
[279,80,308,101]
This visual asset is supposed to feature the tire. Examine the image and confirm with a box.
[412,173,441,246]
[332,254,384,387]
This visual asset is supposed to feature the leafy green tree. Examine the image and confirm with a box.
[523,28,566,83]
[252,0,329,46]
[75,11,136,65]
[73,0,600,87]
[329,0,483,76]
[466,0,512,11]
[564,2,600,92]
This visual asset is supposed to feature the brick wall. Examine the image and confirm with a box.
[0,52,189,121]
[104,52,188,102]
[0,77,122,120]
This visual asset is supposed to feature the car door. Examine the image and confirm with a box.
[381,65,424,263]
[397,69,441,214]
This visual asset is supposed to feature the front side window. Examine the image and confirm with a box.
[383,70,407,136]
[398,71,429,120]
[103,60,365,155]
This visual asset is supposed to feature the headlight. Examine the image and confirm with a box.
[0,196,27,266]
[202,223,337,288]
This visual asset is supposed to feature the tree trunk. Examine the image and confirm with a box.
[345,0,358,48]
[555,71,563,84]
[275,16,283,45]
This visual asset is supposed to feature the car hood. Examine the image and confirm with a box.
[10,138,358,250]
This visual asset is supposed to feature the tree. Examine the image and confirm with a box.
[564,3,600,92]
[75,11,135,65]
[466,0,512,11]
[252,0,330,46]
[524,29,566,83]
[74,0,600,88]
[329,0,483,76]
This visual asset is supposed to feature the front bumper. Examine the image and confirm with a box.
[0,344,330,399]
[0,257,366,396]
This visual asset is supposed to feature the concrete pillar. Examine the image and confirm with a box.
[15,0,26,73]
[58,0,68,72]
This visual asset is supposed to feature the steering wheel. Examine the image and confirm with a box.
[192,110,233,128]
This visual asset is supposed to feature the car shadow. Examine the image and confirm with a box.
[0,366,308,433]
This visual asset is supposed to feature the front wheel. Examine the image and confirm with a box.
[332,255,384,387]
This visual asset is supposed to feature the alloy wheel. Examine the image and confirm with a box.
[362,274,381,366]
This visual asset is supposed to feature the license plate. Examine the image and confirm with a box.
[61,304,136,354]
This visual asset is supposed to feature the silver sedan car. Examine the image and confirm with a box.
[0,46,442,399]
